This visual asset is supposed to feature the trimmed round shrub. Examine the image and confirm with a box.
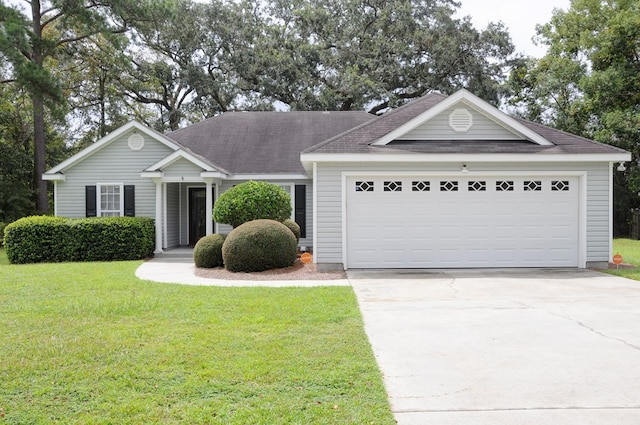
[222,219,297,272]
[193,233,226,268]
[282,218,300,242]
[213,181,291,228]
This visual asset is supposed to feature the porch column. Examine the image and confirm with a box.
[204,177,214,235]
[153,177,163,254]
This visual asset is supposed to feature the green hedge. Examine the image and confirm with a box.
[4,216,155,264]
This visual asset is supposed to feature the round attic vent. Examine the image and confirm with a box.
[448,108,473,133]
[128,132,144,151]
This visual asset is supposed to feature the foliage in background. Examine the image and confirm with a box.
[507,0,640,235]
[4,216,154,263]
[231,0,516,114]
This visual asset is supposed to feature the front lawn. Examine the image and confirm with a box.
[604,238,640,280]
[0,250,394,424]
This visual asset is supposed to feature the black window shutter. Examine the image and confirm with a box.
[85,185,97,217]
[294,184,306,238]
[124,185,135,217]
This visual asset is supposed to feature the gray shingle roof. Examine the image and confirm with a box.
[303,93,628,156]
[167,111,373,174]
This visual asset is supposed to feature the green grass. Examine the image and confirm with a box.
[604,238,640,280]
[0,249,394,424]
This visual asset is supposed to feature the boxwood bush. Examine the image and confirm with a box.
[282,218,301,242]
[222,219,297,272]
[193,233,226,268]
[213,181,291,228]
[4,216,155,264]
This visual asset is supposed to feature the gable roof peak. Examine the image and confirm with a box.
[371,89,554,147]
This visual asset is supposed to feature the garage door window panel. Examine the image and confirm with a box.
[440,181,458,191]
[412,181,430,191]
[383,181,402,192]
[468,181,486,192]
[355,181,374,192]
[552,180,570,191]
[524,180,542,191]
[496,181,514,191]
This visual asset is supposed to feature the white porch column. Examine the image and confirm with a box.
[204,177,214,235]
[153,177,163,254]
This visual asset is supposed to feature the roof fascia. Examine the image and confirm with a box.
[371,89,554,147]
[45,121,180,175]
[227,173,311,181]
[301,151,632,164]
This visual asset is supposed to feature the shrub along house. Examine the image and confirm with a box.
[44,89,630,270]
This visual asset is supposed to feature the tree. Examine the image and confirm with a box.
[116,0,240,131]
[507,0,640,235]
[0,83,34,222]
[0,0,163,213]
[230,0,516,113]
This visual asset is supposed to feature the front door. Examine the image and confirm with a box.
[189,187,210,245]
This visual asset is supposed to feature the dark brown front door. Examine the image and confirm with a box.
[189,187,207,245]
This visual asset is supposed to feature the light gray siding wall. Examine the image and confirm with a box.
[397,106,519,140]
[55,132,174,218]
[163,157,203,178]
[216,179,313,248]
[315,161,611,266]
[166,184,180,248]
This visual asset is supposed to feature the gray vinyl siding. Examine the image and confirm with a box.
[166,184,180,248]
[217,179,313,248]
[397,105,520,140]
[55,132,174,218]
[163,157,203,178]
[314,161,611,267]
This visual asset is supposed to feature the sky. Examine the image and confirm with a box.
[455,0,571,57]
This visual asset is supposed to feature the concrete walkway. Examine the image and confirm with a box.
[348,268,640,425]
[135,254,349,287]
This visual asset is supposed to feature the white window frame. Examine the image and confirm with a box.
[97,183,124,217]
[277,183,295,220]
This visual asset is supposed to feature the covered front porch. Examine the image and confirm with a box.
[140,150,229,254]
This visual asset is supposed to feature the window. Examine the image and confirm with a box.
[468,181,486,192]
[551,180,570,191]
[440,181,458,192]
[278,184,295,220]
[524,181,542,191]
[99,184,123,216]
[412,181,430,192]
[355,181,374,192]
[383,181,402,192]
[496,181,514,191]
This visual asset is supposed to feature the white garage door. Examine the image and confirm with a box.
[346,175,579,268]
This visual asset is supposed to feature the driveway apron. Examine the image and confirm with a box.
[348,268,640,425]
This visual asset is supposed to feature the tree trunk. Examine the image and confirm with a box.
[32,92,48,214]
[31,0,48,214]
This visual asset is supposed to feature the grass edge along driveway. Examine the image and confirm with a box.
[0,251,395,424]
[605,238,640,280]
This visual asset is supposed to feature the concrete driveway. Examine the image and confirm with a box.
[348,268,640,425]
